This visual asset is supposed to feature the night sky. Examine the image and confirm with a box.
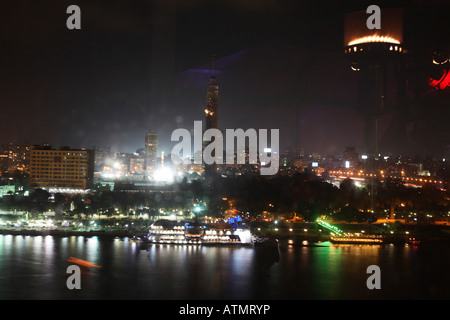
[1,0,450,157]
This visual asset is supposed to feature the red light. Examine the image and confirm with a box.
[429,69,450,90]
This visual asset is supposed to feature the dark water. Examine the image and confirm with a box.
[0,234,449,299]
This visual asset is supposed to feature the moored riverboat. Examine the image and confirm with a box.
[145,219,253,246]
[330,232,384,244]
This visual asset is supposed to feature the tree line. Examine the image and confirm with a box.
[0,172,448,223]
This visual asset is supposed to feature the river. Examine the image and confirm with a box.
[0,234,449,300]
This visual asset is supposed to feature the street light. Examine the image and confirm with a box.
[193,204,203,223]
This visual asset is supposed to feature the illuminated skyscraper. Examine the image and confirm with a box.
[145,131,158,172]
[204,55,219,177]
[204,54,219,131]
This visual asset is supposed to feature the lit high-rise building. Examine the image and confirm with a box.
[204,55,219,177]
[145,131,158,172]
[29,145,94,192]
[204,55,219,131]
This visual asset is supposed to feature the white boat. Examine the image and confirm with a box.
[145,219,253,246]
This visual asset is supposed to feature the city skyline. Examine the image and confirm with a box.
[2,1,450,303]
[1,1,450,158]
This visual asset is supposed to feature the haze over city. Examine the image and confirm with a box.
[1,0,449,158]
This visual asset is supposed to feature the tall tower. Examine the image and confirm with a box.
[344,8,405,157]
[344,8,405,215]
[204,54,219,130]
[145,131,158,173]
[204,54,219,178]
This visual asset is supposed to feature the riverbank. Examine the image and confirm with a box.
[0,228,148,238]
[252,224,450,244]
[1,223,450,245]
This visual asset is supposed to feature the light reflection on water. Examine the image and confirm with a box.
[0,235,449,299]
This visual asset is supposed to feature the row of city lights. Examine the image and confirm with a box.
[328,170,443,185]
[257,227,313,233]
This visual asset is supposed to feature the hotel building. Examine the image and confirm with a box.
[29,145,94,192]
